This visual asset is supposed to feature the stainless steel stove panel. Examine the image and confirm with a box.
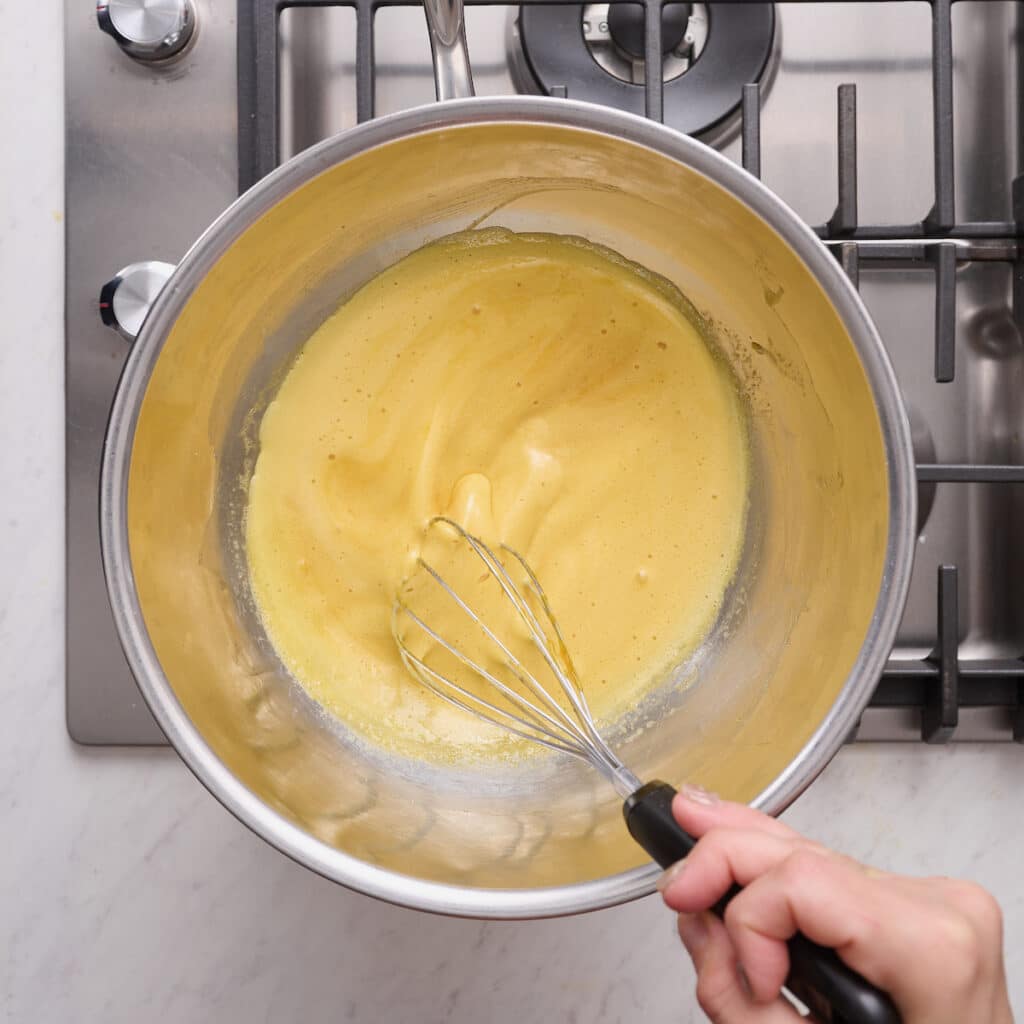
[65,0,237,742]
[67,0,1023,744]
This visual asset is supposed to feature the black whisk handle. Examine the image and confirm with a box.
[623,781,901,1024]
[623,780,697,866]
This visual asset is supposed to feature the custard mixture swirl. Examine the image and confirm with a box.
[246,230,748,761]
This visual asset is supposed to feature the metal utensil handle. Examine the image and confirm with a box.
[423,0,475,100]
[624,782,901,1024]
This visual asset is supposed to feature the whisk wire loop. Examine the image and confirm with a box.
[392,516,634,785]
[404,551,592,747]
[393,599,591,755]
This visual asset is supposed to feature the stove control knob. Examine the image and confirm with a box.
[97,0,197,63]
[99,261,176,341]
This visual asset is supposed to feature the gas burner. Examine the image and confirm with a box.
[907,402,937,537]
[582,3,709,86]
[508,2,774,140]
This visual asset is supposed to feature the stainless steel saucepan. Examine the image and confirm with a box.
[100,0,915,918]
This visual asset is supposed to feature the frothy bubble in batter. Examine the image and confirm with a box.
[245,229,749,764]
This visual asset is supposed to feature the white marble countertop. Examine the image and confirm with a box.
[1,5,1021,1021]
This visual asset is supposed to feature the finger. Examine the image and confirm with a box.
[678,912,803,1024]
[672,789,800,842]
[659,826,808,913]
[718,846,947,1005]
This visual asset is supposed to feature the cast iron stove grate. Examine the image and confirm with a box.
[238,0,1024,742]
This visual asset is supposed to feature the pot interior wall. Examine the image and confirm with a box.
[125,122,889,890]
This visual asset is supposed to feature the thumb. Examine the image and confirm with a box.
[677,912,801,1024]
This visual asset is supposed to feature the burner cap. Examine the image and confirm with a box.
[510,3,775,139]
[607,2,691,60]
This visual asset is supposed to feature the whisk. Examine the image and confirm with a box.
[392,516,899,1024]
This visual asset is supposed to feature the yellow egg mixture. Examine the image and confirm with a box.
[246,229,749,762]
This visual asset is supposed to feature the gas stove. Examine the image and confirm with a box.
[66,0,1024,745]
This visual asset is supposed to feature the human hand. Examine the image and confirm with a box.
[657,787,1013,1024]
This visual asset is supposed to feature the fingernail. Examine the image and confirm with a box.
[677,912,709,953]
[679,783,720,806]
[656,859,686,892]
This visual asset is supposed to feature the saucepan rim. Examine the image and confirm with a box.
[100,96,915,919]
